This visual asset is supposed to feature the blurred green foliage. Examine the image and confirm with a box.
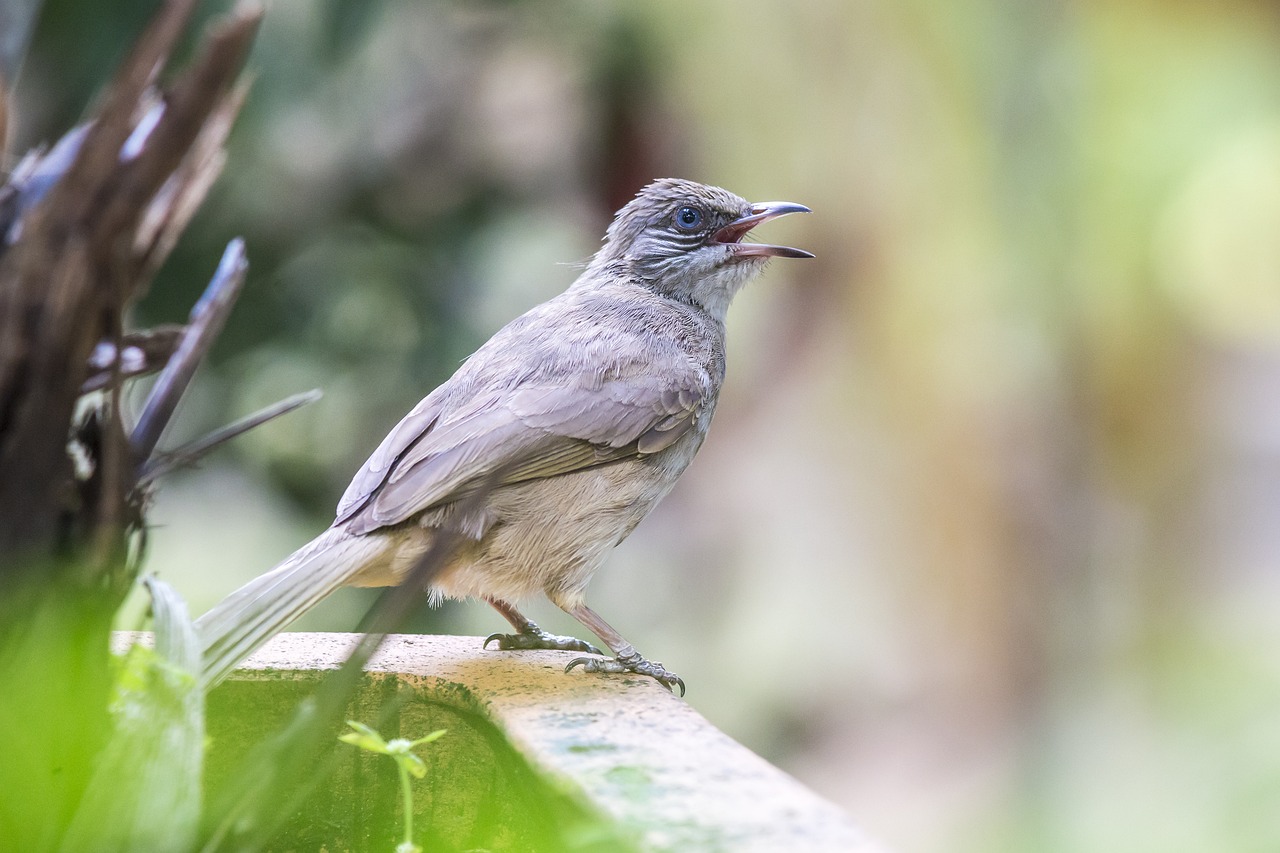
[13,1,1280,851]
[204,676,631,852]
[0,585,114,850]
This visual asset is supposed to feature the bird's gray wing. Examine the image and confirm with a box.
[336,374,705,533]
[334,389,448,523]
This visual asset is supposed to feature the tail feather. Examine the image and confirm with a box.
[195,528,386,689]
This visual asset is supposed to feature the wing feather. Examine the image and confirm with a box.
[338,375,705,534]
[334,390,445,523]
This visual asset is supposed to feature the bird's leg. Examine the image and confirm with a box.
[562,603,685,696]
[482,597,602,654]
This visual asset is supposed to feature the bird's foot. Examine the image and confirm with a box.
[565,650,686,697]
[483,625,602,655]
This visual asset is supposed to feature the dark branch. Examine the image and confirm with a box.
[130,238,248,463]
[141,389,323,486]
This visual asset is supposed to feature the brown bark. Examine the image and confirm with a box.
[0,2,262,588]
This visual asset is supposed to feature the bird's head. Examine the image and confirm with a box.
[588,178,812,318]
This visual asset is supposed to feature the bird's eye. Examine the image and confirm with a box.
[674,205,703,231]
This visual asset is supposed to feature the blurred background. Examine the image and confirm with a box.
[14,0,1280,849]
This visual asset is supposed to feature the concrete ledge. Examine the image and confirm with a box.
[113,631,881,852]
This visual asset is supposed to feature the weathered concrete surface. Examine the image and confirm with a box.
[114,631,883,852]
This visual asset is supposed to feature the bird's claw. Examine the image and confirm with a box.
[483,627,602,655]
[565,653,686,697]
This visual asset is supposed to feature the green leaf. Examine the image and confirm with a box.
[398,752,427,779]
[60,578,204,853]
[409,729,446,748]
[339,720,390,754]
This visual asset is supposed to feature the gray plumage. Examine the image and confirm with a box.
[196,178,811,693]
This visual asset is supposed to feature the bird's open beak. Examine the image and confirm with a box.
[712,201,814,259]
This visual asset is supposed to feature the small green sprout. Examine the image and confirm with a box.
[340,720,446,853]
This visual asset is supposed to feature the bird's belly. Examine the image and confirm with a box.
[431,456,681,607]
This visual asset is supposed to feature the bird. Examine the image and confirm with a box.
[195,178,812,695]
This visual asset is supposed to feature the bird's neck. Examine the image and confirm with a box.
[581,256,753,325]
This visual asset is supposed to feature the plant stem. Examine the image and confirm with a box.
[399,763,413,848]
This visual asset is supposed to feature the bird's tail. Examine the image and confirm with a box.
[195,527,387,689]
